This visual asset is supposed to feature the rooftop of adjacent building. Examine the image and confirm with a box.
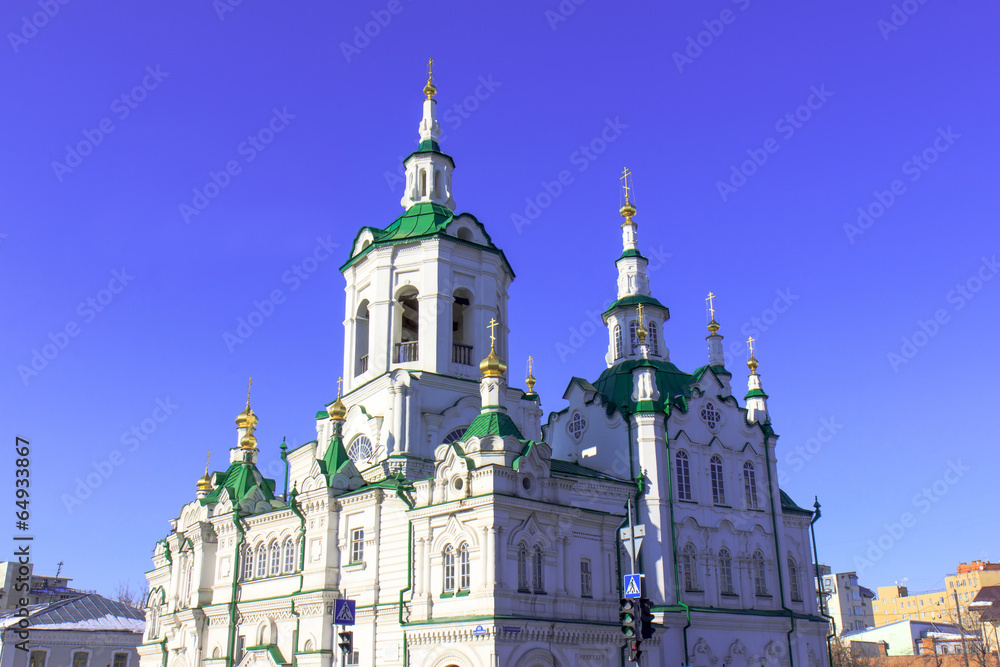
[0,592,144,632]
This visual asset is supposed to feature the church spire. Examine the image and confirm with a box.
[400,58,455,210]
[745,337,770,424]
[614,167,650,299]
[478,317,508,412]
[705,292,725,367]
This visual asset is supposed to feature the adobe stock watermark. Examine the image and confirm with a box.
[672,0,753,73]
[716,85,834,202]
[544,0,587,30]
[843,127,959,244]
[61,397,180,514]
[877,0,931,40]
[7,0,72,54]
[854,459,969,575]
[384,75,502,192]
[887,254,997,372]
[51,66,169,182]
[778,417,844,485]
[511,116,628,234]
[223,236,339,352]
[722,288,800,366]
[339,0,411,63]
[554,246,672,364]
[17,268,135,386]
[179,107,295,224]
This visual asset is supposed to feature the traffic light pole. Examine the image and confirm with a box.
[339,624,344,667]
[627,496,638,575]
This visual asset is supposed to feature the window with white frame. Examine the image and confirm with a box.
[567,412,587,442]
[459,543,470,590]
[681,543,699,591]
[256,544,267,578]
[613,324,623,360]
[788,556,802,601]
[270,542,280,576]
[443,545,455,593]
[517,544,529,592]
[533,546,545,593]
[752,550,768,596]
[283,538,295,573]
[719,548,735,595]
[581,559,593,597]
[743,461,759,510]
[347,435,373,463]
[648,321,658,355]
[443,428,467,444]
[243,546,254,580]
[629,321,640,352]
[675,450,692,500]
[72,652,88,667]
[113,654,128,667]
[710,455,726,504]
[29,651,46,667]
[350,529,364,563]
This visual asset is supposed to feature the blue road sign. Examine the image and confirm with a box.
[623,573,642,599]
[334,598,356,626]
[472,625,487,636]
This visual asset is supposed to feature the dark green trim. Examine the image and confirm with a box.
[601,294,668,319]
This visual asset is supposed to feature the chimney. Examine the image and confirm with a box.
[878,641,889,657]
[921,637,935,655]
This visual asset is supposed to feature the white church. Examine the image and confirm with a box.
[138,69,831,667]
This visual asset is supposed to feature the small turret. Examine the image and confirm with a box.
[705,292,726,367]
[400,58,456,210]
[478,318,507,411]
[196,452,213,500]
[745,337,770,424]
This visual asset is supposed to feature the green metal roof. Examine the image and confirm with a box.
[416,140,441,152]
[602,294,669,318]
[200,455,279,507]
[780,489,813,516]
[318,434,352,484]
[463,411,524,440]
[551,458,631,483]
[592,359,694,415]
[617,249,647,261]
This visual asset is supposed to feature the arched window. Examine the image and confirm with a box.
[443,428,467,444]
[743,461,759,510]
[788,556,802,601]
[443,545,455,593]
[355,300,369,377]
[675,450,692,501]
[533,546,545,593]
[395,288,419,362]
[243,546,254,580]
[458,543,470,590]
[719,548,735,595]
[256,544,267,578]
[283,539,296,573]
[451,289,473,365]
[613,324,623,360]
[434,170,441,198]
[710,455,726,504]
[147,599,160,639]
[681,543,698,591]
[629,321,640,352]
[347,436,373,463]
[648,321,658,355]
[517,544,529,592]
[752,550,768,596]
[269,542,280,576]
[420,169,427,197]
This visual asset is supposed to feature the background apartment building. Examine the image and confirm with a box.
[819,566,876,633]
[873,560,1000,625]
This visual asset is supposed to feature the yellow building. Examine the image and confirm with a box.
[872,560,1000,626]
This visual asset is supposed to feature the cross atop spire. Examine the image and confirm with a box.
[707,292,721,335]
[621,166,633,204]
[619,167,637,219]
[488,317,499,348]
[246,376,252,408]
[337,376,343,398]
[424,57,437,99]
[747,336,759,374]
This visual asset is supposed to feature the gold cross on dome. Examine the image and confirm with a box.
[620,166,632,202]
[528,355,533,375]
[747,336,755,358]
[246,376,252,407]
[337,376,343,398]
[488,317,499,347]
[427,57,434,82]
[204,451,210,476]
[706,292,717,320]
[636,303,644,327]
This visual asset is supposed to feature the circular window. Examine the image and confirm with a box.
[347,435,373,462]
[700,402,722,430]
[567,412,587,442]
[453,477,464,491]
[521,477,532,491]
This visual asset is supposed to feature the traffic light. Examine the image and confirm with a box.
[627,639,642,662]
[639,597,655,639]
[337,630,353,654]
[619,597,639,641]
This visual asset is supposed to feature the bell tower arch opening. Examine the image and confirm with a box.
[395,287,420,363]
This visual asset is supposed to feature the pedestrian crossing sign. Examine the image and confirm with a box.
[624,573,642,598]
[334,598,356,625]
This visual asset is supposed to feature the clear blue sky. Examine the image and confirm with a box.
[1,0,997,599]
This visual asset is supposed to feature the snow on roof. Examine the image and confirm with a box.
[0,594,144,633]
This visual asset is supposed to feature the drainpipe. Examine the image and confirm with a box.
[227,512,246,667]
[288,487,306,666]
[280,437,290,502]
[763,430,795,666]
[810,499,835,667]
[660,418,691,661]
[371,490,383,666]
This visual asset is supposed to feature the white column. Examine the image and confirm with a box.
[495,527,504,589]
[486,527,496,589]
[415,538,425,597]
[480,526,489,591]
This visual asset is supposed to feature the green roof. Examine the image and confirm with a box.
[602,294,669,318]
[551,458,631,483]
[318,434,352,484]
[691,364,732,380]
[592,359,694,415]
[745,388,769,399]
[463,411,524,440]
[201,455,279,507]
[416,140,441,152]
[617,249,647,261]
[780,489,813,516]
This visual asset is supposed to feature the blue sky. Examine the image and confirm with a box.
[1,0,997,599]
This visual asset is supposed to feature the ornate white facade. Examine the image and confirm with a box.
[139,74,831,667]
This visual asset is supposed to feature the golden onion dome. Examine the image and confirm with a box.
[619,200,637,219]
[196,473,213,493]
[329,396,347,421]
[480,346,507,379]
[747,354,759,374]
[707,319,721,335]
